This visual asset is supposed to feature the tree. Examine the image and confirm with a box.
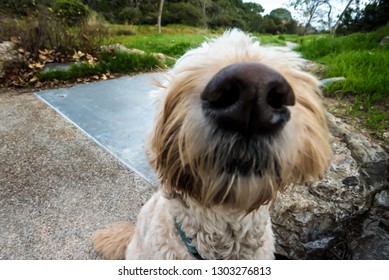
[336,0,389,34]
[270,8,292,21]
[289,0,330,33]
[199,0,212,27]
[157,0,164,33]
[332,0,354,34]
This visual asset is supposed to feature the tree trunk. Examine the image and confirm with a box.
[304,3,319,34]
[200,0,210,27]
[326,1,332,33]
[157,0,165,34]
[332,0,354,34]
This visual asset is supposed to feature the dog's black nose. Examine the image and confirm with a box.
[201,62,295,135]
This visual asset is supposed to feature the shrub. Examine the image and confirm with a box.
[0,7,72,56]
[118,7,142,25]
[0,6,108,58]
[164,2,203,27]
[52,0,90,26]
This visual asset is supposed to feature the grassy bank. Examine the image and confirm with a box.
[38,51,164,82]
[296,24,389,135]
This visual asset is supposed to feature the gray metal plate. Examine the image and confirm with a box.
[36,73,163,185]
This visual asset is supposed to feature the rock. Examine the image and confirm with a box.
[374,190,389,208]
[40,62,82,74]
[348,207,389,259]
[127,48,146,56]
[271,113,388,259]
[101,44,145,56]
[379,36,389,46]
[101,44,167,63]
[101,43,127,53]
[0,41,23,78]
[320,77,346,86]
[154,52,167,62]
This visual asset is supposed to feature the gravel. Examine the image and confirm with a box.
[0,90,155,259]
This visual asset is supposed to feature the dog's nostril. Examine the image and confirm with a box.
[208,82,240,109]
[266,84,294,110]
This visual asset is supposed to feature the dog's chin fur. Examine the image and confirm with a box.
[93,29,332,260]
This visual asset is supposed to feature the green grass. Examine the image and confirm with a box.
[111,33,206,57]
[38,51,164,82]
[107,25,288,58]
[296,24,389,133]
[323,49,389,101]
[105,24,211,58]
[254,34,286,46]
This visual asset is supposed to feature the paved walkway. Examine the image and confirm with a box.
[36,73,162,185]
[0,74,160,259]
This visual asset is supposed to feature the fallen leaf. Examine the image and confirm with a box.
[29,76,38,83]
[39,54,47,60]
[18,48,25,54]
[101,74,107,80]
[10,36,20,44]
[91,75,99,80]
[72,50,85,61]
[35,62,45,69]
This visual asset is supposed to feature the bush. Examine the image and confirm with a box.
[164,2,203,27]
[0,0,37,17]
[52,0,90,26]
[0,6,108,58]
[118,7,142,25]
[0,7,71,56]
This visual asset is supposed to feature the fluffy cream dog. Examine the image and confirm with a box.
[93,29,332,260]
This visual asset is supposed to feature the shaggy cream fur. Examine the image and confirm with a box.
[93,29,332,260]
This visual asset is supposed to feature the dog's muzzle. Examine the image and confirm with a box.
[201,62,295,136]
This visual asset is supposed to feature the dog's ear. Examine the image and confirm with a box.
[285,73,332,184]
[147,84,199,198]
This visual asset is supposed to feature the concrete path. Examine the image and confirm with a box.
[36,73,163,185]
[0,75,159,259]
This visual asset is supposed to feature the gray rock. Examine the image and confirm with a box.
[379,36,389,46]
[101,44,145,55]
[272,113,388,259]
[375,190,389,208]
[40,62,81,74]
[320,77,346,86]
[101,44,168,63]
[0,41,23,78]
[348,208,389,260]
